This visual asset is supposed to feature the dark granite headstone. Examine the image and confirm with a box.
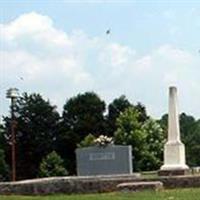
[76,145,133,176]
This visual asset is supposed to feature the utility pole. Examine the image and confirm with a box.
[6,88,19,181]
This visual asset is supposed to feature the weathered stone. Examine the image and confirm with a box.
[158,169,189,176]
[117,181,163,192]
[160,87,189,175]
[1,174,200,195]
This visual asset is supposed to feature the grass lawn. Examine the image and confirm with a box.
[1,188,200,200]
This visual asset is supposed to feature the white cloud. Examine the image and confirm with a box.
[1,12,200,119]
[163,10,176,20]
[134,55,152,72]
[3,12,71,47]
[99,43,135,67]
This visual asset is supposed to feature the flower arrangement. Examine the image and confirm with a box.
[94,135,113,147]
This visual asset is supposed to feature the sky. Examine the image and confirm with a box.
[0,0,200,121]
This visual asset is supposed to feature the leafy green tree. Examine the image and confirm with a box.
[0,123,10,181]
[158,114,168,138]
[62,92,106,139]
[139,118,165,171]
[38,151,68,177]
[180,113,196,143]
[0,124,6,148]
[57,92,106,174]
[78,134,96,148]
[114,107,146,171]
[4,93,60,180]
[183,119,200,166]
[114,108,164,171]
[107,97,148,136]
[135,102,149,123]
[0,149,9,181]
[107,95,133,136]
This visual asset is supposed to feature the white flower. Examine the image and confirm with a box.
[94,134,113,147]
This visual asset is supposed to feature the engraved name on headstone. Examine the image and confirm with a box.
[89,152,115,161]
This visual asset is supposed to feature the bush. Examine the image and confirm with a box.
[77,134,96,148]
[38,151,68,177]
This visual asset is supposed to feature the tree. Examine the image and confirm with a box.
[0,149,9,181]
[183,119,200,166]
[0,124,6,149]
[62,92,106,139]
[107,96,149,136]
[139,118,165,171]
[4,93,60,180]
[38,151,68,177]
[114,107,146,171]
[158,114,168,138]
[77,134,96,148]
[0,123,10,181]
[135,102,149,123]
[107,95,133,136]
[179,113,196,143]
[56,92,106,174]
[114,108,164,171]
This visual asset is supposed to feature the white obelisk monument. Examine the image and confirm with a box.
[159,86,189,176]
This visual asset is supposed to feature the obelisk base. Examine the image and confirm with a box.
[158,169,189,176]
[158,142,189,176]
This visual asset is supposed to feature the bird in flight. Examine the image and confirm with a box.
[106,29,111,35]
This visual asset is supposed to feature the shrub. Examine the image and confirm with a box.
[38,151,68,177]
[77,134,96,148]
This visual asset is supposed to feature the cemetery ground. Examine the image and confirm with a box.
[1,188,200,200]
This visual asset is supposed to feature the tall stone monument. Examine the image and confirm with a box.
[159,86,189,176]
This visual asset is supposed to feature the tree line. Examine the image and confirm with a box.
[0,91,199,181]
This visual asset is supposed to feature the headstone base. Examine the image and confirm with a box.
[158,169,189,176]
[117,181,163,192]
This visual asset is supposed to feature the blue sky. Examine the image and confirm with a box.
[2,1,200,51]
[1,0,200,120]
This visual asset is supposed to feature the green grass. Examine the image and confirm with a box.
[1,188,200,200]
[140,170,158,179]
